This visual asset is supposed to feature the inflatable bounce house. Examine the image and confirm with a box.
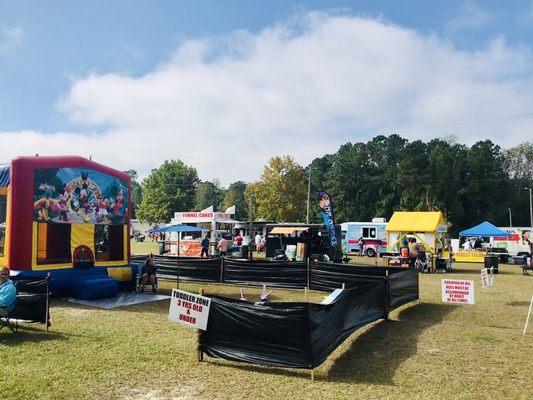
[0,156,135,299]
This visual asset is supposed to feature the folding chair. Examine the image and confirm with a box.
[0,311,17,333]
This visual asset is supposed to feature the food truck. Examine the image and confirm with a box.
[341,218,387,257]
[493,227,532,257]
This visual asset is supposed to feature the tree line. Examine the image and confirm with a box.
[127,135,533,234]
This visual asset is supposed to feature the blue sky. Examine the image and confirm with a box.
[1,1,533,183]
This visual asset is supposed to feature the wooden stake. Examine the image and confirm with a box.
[45,272,50,333]
[384,270,390,320]
[523,294,533,335]
[197,288,205,362]
[342,283,345,290]
[310,369,315,382]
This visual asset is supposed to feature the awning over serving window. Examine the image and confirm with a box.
[270,227,309,235]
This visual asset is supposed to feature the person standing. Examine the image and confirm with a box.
[218,236,229,257]
[358,236,365,257]
[0,267,16,317]
[201,235,210,258]
[255,232,262,250]
[235,233,243,247]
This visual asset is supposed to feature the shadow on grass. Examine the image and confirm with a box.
[206,359,313,380]
[0,324,66,345]
[327,302,455,384]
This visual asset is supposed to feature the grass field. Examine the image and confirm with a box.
[1,242,532,400]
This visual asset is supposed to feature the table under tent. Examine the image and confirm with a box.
[456,221,510,264]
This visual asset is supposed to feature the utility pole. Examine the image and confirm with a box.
[508,208,512,227]
[249,194,253,260]
[526,187,533,228]
[306,167,311,224]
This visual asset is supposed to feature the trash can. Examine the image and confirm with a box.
[240,245,249,258]
[484,255,499,274]
[158,241,166,255]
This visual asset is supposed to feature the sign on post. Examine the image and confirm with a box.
[481,268,494,288]
[441,279,475,304]
[481,269,489,288]
[168,289,211,331]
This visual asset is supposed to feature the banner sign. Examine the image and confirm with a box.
[168,289,211,331]
[453,251,486,263]
[173,211,233,223]
[33,167,128,225]
[317,190,338,248]
[441,279,475,304]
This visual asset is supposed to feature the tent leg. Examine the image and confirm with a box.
[384,270,390,320]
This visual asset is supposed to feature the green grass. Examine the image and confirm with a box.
[130,240,159,255]
[1,255,532,399]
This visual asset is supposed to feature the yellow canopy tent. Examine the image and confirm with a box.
[386,211,446,253]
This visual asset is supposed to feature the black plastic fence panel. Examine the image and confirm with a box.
[222,259,307,288]
[200,296,312,368]
[131,255,419,300]
[388,269,419,310]
[200,280,388,369]
[154,255,221,283]
[309,262,405,292]
[308,280,387,368]
[11,275,50,324]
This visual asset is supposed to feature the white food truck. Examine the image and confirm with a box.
[493,227,532,256]
[341,218,387,257]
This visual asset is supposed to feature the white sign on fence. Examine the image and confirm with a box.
[441,279,475,304]
[168,289,211,331]
[481,269,489,288]
[481,268,495,288]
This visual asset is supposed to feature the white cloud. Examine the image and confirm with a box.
[0,24,23,52]
[2,11,533,185]
[445,1,492,33]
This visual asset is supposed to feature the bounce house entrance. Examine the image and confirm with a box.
[37,223,72,265]
[95,225,125,262]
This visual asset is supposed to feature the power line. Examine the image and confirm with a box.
[159,110,533,161]
[130,81,533,151]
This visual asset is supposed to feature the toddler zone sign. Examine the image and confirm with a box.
[441,279,475,304]
[168,289,211,331]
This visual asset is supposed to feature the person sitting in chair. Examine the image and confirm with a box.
[0,267,16,317]
[139,254,158,293]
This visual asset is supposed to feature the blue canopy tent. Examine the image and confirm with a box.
[151,224,206,234]
[151,224,207,288]
[459,221,509,237]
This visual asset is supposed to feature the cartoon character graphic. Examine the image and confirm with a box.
[77,189,92,223]
[34,198,52,221]
[34,197,60,221]
[34,168,127,224]
[95,197,109,223]
[63,183,72,211]
[113,189,124,218]
[58,194,69,221]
